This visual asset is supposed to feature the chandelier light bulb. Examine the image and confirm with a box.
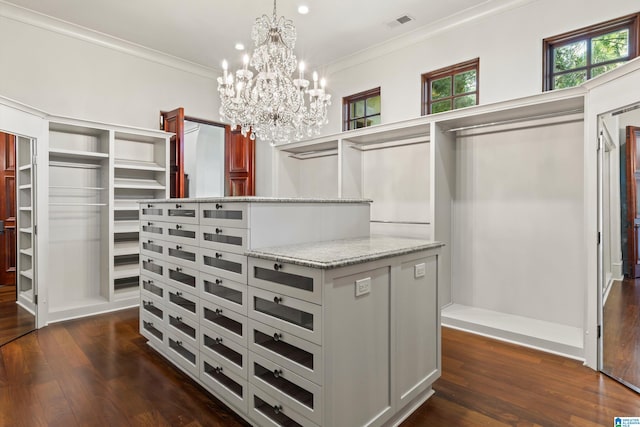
[217,0,331,145]
[320,78,326,89]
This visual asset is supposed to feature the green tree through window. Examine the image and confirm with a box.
[422,58,479,115]
[544,14,639,91]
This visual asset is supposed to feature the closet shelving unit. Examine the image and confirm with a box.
[112,130,168,301]
[46,118,169,322]
[275,86,588,360]
[16,136,36,314]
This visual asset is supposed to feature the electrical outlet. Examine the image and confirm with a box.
[415,263,426,278]
[355,277,371,297]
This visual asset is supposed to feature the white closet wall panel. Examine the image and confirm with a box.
[452,120,584,328]
[298,156,339,198]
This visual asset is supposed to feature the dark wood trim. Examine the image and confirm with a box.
[542,12,640,91]
[421,58,479,115]
[160,108,185,198]
[342,87,381,131]
[184,115,226,128]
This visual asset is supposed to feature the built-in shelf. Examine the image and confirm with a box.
[49,148,109,160]
[18,164,31,171]
[49,185,105,190]
[114,220,140,233]
[20,269,33,280]
[49,202,107,207]
[19,227,32,234]
[20,248,33,257]
[114,240,140,257]
[114,159,165,171]
[113,265,139,280]
[114,177,165,190]
[19,207,32,211]
[19,184,31,190]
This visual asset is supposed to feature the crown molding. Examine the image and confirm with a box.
[0,0,218,79]
[326,0,538,74]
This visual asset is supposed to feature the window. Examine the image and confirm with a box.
[543,13,640,91]
[343,88,381,131]
[421,58,479,115]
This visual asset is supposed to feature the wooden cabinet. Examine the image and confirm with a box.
[16,136,35,313]
[138,199,440,427]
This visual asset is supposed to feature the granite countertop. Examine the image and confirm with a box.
[246,236,444,269]
[139,196,372,204]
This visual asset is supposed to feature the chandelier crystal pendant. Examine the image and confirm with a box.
[217,0,331,146]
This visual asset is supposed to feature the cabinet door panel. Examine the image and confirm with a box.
[395,256,439,407]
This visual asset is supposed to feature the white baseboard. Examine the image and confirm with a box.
[612,262,624,281]
[442,304,584,361]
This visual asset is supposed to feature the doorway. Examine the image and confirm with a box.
[599,104,640,392]
[0,131,35,346]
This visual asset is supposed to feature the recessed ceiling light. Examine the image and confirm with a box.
[235,43,245,50]
[298,5,309,14]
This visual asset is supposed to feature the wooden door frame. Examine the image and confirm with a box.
[0,132,16,289]
[625,126,640,277]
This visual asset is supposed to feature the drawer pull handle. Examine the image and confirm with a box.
[215,253,222,259]
[147,204,153,208]
[215,203,223,209]
[144,301,153,306]
[176,204,182,208]
[273,333,282,342]
[176,340,183,346]
[176,291,183,297]
[215,279,223,285]
[214,366,223,374]
[273,296,283,304]
[146,280,153,285]
[147,322,153,327]
[273,405,283,415]
[176,267,182,272]
[215,337,223,344]
[273,263,283,271]
[147,222,153,226]
[147,240,153,244]
[176,245,182,250]
[215,228,223,234]
[273,369,283,378]
[176,224,182,230]
[147,259,153,263]
[214,308,223,315]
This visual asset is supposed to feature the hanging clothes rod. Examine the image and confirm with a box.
[349,136,429,151]
[446,108,584,133]
[612,103,640,116]
[370,220,430,225]
[288,148,339,160]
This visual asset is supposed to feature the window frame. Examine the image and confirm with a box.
[342,87,381,131]
[421,58,480,116]
[543,13,640,91]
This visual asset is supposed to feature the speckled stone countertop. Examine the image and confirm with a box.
[138,196,372,204]
[246,236,444,269]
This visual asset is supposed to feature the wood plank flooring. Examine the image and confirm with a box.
[0,284,35,346]
[0,307,639,426]
[603,278,640,391]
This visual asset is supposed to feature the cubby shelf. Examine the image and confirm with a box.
[49,148,109,160]
[114,159,165,171]
[114,177,165,190]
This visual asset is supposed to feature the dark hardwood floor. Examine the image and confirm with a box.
[603,278,640,391]
[0,307,639,426]
[0,284,35,347]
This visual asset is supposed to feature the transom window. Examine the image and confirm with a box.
[343,88,381,131]
[543,13,640,91]
[421,58,479,115]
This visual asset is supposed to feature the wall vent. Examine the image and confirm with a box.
[387,14,414,28]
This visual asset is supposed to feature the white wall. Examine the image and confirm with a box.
[315,0,639,138]
[0,9,220,130]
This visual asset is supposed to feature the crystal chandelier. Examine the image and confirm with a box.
[217,0,331,145]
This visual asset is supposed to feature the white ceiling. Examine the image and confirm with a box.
[4,0,497,71]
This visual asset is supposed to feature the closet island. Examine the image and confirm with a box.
[138,197,442,427]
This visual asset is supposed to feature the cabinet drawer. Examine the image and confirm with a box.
[165,222,200,246]
[200,272,247,315]
[249,287,322,346]
[141,291,165,323]
[141,275,165,300]
[250,352,322,425]
[140,238,166,260]
[200,202,248,228]
[200,352,248,414]
[249,319,322,385]
[249,258,322,305]
[165,284,199,323]
[200,248,247,283]
[200,299,247,346]
[140,309,165,348]
[165,202,198,224]
[166,331,199,378]
[200,225,248,254]
[139,202,165,222]
[165,307,199,348]
[249,384,319,427]
[166,242,199,269]
[201,325,248,380]
[141,257,165,282]
[166,262,199,295]
[140,220,166,240]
